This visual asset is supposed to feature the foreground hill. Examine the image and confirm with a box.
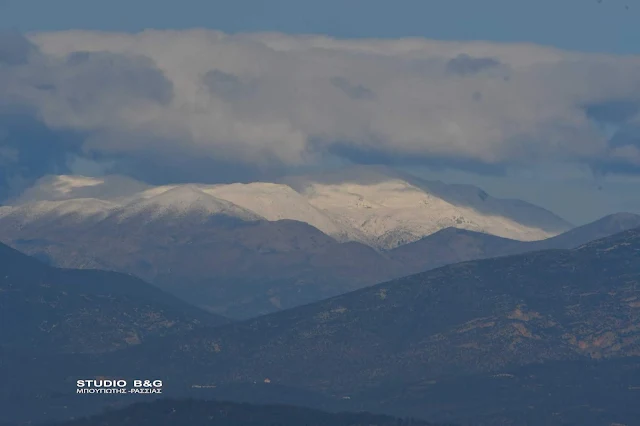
[80,227,640,425]
[0,242,228,354]
[48,400,447,426]
[3,228,640,425]
[370,356,640,425]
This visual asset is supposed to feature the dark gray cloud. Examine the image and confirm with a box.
[203,69,254,100]
[0,30,38,66]
[581,99,640,174]
[608,126,640,149]
[322,139,506,176]
[584,99,640,124]
[0,45,175,202]
[590,157,640,177]
[62,51,174,106]
[0,111,83,201]
[446,53,502,76]
[330,76,375,100]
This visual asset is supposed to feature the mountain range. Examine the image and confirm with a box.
[1,168,638,318]
[5,166,571,248]
[3,227,640,426]
[93,226,640,387]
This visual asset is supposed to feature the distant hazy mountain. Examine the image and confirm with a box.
[527,211,640,250]
[71,227,640,425]
[0,242,227,354]
[47,400,446,426]
[0,212,405,318]
[389,212,640,273]
[0,198,636,319]
[388,227,525,273]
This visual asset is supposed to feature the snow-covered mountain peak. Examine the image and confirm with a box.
[277,166,572,246]
[6,167,574,249]
[304,179,431,208]
[202,182,351,238]
[117,185,262,222]
[0,198,120,227]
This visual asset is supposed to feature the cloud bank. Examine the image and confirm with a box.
[2,29,640,196]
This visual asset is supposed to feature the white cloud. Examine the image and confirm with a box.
[2,29,640,176]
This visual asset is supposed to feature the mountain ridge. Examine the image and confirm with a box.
[5,167,572,249]
[1,211,638,319]
[389,212,640,273]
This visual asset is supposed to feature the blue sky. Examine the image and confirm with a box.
[1,0,639,54]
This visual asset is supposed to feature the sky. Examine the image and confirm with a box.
[1,0,640,224]
[1,0,639,54]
